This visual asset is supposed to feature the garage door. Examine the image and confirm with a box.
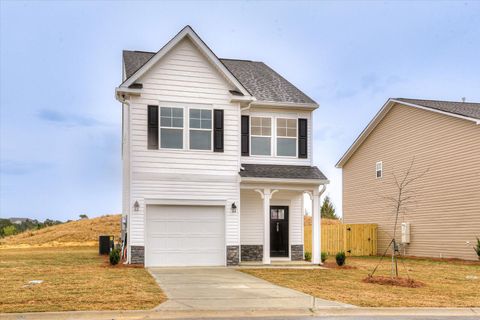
[146,205,225,267]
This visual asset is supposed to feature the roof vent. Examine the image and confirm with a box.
[462,97,466,103]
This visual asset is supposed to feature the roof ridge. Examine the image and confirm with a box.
[220,58,260,63]
[396,97,480,105]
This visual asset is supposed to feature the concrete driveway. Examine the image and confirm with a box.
[149,267,351,311]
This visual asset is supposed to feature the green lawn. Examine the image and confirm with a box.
[0,246,165,313]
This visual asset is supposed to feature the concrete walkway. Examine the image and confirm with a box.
[148,267,350,311]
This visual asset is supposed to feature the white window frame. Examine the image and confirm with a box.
[250,116,272,156]
[159,106,184,150]
[275,117,298,158]
[376,161,383,179]
[188,107,213,152]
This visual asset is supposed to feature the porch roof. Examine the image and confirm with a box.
[239,164,327,181]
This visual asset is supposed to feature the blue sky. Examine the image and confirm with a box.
[1,1,479,221]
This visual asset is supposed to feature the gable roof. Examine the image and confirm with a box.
[121,27,318,106]
[119,26,251,97]
[395,98,480,120]
[336,98,480,168]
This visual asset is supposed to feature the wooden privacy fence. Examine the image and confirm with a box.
[304,223,377,256]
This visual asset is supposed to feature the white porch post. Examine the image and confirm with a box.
[312,185,327,265]
[312,188,321,264]
[263,188,271,264]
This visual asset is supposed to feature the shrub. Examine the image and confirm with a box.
[475,238,480,260]
[304,251,311,261]
[109,248,120,265]
[335,251,346,266]
[321,252,327,263]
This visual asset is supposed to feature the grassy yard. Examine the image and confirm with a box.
[0,246,165,313]
[242,256,480,307]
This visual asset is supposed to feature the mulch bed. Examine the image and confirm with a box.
[362,275,425,288]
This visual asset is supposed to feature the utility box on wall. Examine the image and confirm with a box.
[401,222,411,244]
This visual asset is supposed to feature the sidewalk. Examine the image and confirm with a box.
[1,307,479,320]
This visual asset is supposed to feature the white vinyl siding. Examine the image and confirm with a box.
[127,37,240,248]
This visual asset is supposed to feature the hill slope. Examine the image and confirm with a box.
[0,214,121,248]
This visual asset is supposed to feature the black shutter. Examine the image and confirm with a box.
[241,115,249,156]
[298,118,308,158]
[213,109,224,152]
[147,105,158,149]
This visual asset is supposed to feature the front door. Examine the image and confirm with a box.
[270,206,289,257]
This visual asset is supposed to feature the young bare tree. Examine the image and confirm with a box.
[371,158,428,278]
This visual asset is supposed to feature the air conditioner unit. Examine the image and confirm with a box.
[401,222,411,244]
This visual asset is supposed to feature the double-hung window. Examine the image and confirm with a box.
[251,117,271,155]
[160,107,184,149]
[189,109,212,150]
[276,118,297,156]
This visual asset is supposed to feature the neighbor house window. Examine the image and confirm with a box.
[376,161,383,178]
[276,118,297,156]
[251,117,271,155]
[160,107,183,149]
[189,109,212,150]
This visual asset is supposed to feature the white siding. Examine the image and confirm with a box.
[240,189,304,248]
[128,37,240,247]
[241,108,313,166]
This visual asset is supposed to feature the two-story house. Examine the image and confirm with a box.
[115,26,328,267]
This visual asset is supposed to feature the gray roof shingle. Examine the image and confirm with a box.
[396,98,480,120]
[122,50,317,105]
[240,164,327,181]
[220,59,317,104]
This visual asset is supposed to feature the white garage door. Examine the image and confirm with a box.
[146,205,225,267]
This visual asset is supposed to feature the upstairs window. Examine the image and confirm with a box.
[276,118,297,157]
[189,109,212,150]
[376,161,383,178]
[251,117,271,155]
[160,107,183,149]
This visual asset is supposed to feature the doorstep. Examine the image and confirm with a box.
[236,260,326,269]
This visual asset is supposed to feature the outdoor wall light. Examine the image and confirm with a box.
[231,202,237,213]
[133,201,140,212]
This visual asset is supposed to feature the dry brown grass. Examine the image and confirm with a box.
[242,256,480,307]
[0,215,121,248]
[0,246,165,313]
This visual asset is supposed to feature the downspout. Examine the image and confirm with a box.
[116,91,132,264]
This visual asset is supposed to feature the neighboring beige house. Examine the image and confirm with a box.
[336,98,480,260]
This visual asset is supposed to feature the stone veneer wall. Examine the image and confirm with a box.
[226,246,240,266]
[131,245,145,264]
[241,245,263,261]
[291,245,304,261]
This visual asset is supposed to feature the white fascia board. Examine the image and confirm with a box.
[145,198,227,206]
[120,26,252,98]
[230,95,257,103]
[240,176,329,185]
[250,100,319,110]
[336,98,480,168]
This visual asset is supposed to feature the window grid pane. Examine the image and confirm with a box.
[277,118,297,137]
[190,109,212,130]
[251,117,271,137]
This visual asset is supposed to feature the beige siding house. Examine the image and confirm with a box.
[336,98,480,260]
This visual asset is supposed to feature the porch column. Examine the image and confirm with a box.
[312,188,321,264]
[312,185,327,265]
[263,188,271,264]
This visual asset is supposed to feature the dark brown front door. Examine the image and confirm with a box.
[270,206,289,257]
